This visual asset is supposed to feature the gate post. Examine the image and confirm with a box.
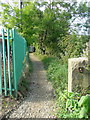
[12,29,17,97]
[2,29,7,96]
[0,35,2,115]
[68,57,89,93]
[0,35,2,95]
[7,29,12,95]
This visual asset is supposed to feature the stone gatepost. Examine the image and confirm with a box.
[88,1,90,69]
[68,57,90,93]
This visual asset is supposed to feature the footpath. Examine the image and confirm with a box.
[9,53,57,118]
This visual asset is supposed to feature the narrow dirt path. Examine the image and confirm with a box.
[9,53,57,118]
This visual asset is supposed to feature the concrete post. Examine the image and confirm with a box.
[68,57,89,93]
[88,2,90,65]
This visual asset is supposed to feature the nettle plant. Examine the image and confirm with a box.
[66,92,90,118]
[78,94,90,118]
[65,92,80,118]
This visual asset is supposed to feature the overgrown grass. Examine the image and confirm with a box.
[45,59,68,94]
[36,54,68,117]
[37,54,90,118]
[38,54,68,93]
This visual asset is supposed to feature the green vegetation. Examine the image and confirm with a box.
[0,1,89,57]
[37,53,90,118]
[56,92,90,118]
[39,55,68,92]
[37,54,68,116]
[0,0,89,118]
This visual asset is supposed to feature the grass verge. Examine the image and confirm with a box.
[36,53,68,117]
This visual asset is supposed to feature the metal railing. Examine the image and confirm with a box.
[0,29,27,97]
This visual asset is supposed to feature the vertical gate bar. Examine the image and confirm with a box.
[0,52,2,95]
[11,29,14,87]
[0,35,2,95]
[24,40,26,57]
[7,29,12,95]
[2,29,7,96]
[12,29,17,97]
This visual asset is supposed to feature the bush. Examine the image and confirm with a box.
[47,59,68,93]
[40,55,68,99]
[58,33,89,59]
[56,91,81,118]
[56,90,90,118]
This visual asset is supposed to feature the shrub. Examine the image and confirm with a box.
[58,33,89,59]
[40,55,68,98]
[47,59,68,93]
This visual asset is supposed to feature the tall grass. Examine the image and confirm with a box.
[39,55,68,97]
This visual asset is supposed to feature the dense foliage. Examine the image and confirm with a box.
[0,0,89,118]
[0,1,89,57]
[38,54,90,118]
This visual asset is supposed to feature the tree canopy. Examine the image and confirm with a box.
[0,1,89,57]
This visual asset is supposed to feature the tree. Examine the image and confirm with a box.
[0,2,41,45]
[0,1,88,57]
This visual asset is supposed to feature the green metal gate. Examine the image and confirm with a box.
[0,29,27,97]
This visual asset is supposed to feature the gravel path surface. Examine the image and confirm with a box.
[9,53,57,118]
